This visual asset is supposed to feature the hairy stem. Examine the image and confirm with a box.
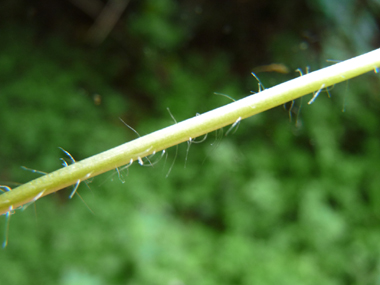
[1,49,379,215]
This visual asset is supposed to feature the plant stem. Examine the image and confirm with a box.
[1,48,379,215]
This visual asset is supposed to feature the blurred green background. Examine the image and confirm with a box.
[1,0,380,284]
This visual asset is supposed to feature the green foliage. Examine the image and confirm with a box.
[1,0,380,284]
[129,0,184,51]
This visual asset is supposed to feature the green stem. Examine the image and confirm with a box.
[1,49,379,215]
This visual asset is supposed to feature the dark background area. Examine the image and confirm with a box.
[0,0,380,284]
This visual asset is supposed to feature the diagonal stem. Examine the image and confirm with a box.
[1,48,379,215]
